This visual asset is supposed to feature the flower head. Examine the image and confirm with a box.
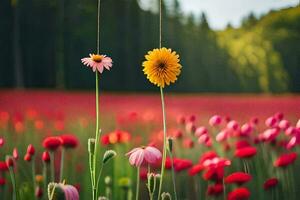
[235,147,257,159]
[142,48,181,88]
[225,172,252,185]
[43,137,62,151]
[274,152,297,167]
[81,54,112,73]
[60,134,79,149]
[263,178,279,190]
[126,146,162,167]
[228,187,250,200]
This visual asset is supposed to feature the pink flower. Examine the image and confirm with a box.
[227,120,239,131]
[265,116,278,128]
[81,54,112,73]
[126,146,162,167]
[240,123,253,136]
[296,119,300,128]
[278,120,290,131]
[209,115,222,126]
[195,126,208,137]
[216,129,229,142]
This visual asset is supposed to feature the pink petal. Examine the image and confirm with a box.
[126,148,141,156]
[145,146,162,160]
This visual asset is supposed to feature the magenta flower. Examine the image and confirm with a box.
[81,53,112,73]
[126,146,162,167]
[209,115,222,126]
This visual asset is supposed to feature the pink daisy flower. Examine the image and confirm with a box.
[126,146,162,167]
[81,53,112,73]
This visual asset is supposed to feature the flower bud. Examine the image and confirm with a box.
[104,176,112,185]
[13,148,19,160]
[42,151,50,163]
[102,150,117,165]
[5,156,14,168]
[27,144,35,156]
[24,153,32,162]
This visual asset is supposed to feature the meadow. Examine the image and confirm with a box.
[1,90,300,199]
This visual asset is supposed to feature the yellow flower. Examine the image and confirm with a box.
[142,48,182,88]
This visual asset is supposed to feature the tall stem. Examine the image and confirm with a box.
[9,167,18,200]
[136,167,140,200]
[168,151,177,200]
[96,164,104,199]
[59,148,65,182]
[50,152,55,182]
[159,0,162,48]
[91,1,101,200]
[43,163,48,200]
[31,157,36,199]
[157,87,167,200]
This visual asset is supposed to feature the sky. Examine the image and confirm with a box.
[179,0,299,29]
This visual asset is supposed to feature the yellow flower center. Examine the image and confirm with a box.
[91,54,103,63]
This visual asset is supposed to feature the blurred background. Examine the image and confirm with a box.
[0,0,299,93]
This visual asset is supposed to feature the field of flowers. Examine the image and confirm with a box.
[1,90,300,200]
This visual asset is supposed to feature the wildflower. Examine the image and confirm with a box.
[240,123,253,136]
[207,183,223,196]
[203,167,224,181]
[24,153,32,162]
[81,54,112,73]
[42,151,51,163]
[274,112,284,121]
[278,120,290,131]
[13,148,19,160]
[35,187,43,198]
[5,156,14,168]
[263,178,279,190]
[173,158,193,172]
[228,187,250,200]
[48,182,79,200]
[176,115,185,125]
[126,146,162,167]
[27,144,35,156]
[60,134,79,149]
[235,146,257,158]
[227,120,239,131]
[216,129,229,142]
[274,152,297,167]
[188,164,204,176]
[209,115,222,126]
[199,151,218,164]
[36,175,44,183]
[0,161,8,171]
[183,139,194,149]
[142,48,181,88]
[235,140,251,149]
[265,116,278,128]
[225,172,252,185]
[43,137,62,151]
[285,126,297,136]
[195,126,208,137]
[262,128,280,141]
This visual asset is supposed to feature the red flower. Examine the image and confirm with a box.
[0,161,8,171]
[27,144,35,156]
[43,137,62,151]
[60,134,79,148]
[207,183,223,196]
[24,153,32,162]
[199,151,218,164]
[0,178,6,186]
[203,167,224,181]
[13,148,19,160]
[188,164,204,176]
[263,178,279,190]
[5,156,14,168]
[225,172,252,185]
[235,140,250,149]
[235,147,257,158]
[173,158,193,172]
[42,151,51,163]
[228,187,250,200]
[274,152,297,167]
[35,187,43,198]
[165,157,172,169]
[100,134,110,145]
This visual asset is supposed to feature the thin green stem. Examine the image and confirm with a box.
[157,87,167,200]
[168,151,177,200]
[136,167,140,200]
[159,0,162,48]
[96,164,104,199]
[9,167,18,200]
[59,148,65,182]
[43,163,48,200]
[31,157,36,199]
[49,152,55,182]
